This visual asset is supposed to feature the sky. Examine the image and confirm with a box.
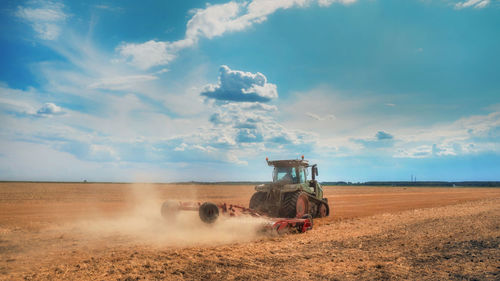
[0,0,499,182]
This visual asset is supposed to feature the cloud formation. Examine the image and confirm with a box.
[36,103,64,116]
[15,1,68,40]
[455,0,490,9]
[352,131,395,149]
[117,0,357,69]
[306,112,336,121]
[176,65,313,164]
[88,74,158,91]
[201,65,278,103]
[206,101,306,148]
[117,40,174,70]
[318,0,357,7]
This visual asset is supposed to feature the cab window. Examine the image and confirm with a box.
[273,167,299,183]
[298,168,306,183]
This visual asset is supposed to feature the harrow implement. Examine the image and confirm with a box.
[160,200,313,234]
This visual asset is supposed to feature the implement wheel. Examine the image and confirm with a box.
[161,200,180,220]
[199,202,219,224]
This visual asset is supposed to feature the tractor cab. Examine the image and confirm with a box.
[268,158,309,184]
[267,158,319,189]
[272,166,307,184]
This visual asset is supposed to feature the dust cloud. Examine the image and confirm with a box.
[61,183,268,247]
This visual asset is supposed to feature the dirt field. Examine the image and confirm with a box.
[0,182,499,280]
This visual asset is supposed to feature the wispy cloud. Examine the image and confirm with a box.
[0,85,65,117]
[306,112,336,121]
[455,0,490,9]
[15,1,68,40]
[117,0,356,69]
[280,86,500,159]
[93,4,124,13]
[318,0,357,7]
[117,40,175,70]
[88,74,158,91]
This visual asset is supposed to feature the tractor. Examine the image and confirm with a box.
[249,157,330,218]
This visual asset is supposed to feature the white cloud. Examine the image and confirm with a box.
[157,65,315,163]
[318,0,357,7]
[15,1,68,40]
[455,0,490,9]
[117,40,174,70]
[390,111,500,158]
[0,85,65,117]
[241,102,278,112]
[475,0,491,8]
[306,112,336,121]
[0,93,37,116]
[208,102,301,145]
[117,0,351,70]
[394,145,432,159]
[201,65,278,102]
[185,0,312,41]
[89,144,120,161]
[279,86,500,159]
[93,4,124,12]
[186,2,245,40]
[36,102,64,116]
[88,74,158,90]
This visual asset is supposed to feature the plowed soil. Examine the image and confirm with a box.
[0,182,499,280]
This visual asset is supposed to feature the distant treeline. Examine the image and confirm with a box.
[170,181,268,185]
[322,181,500,187]
[1,181,499,187]
[168,181,500,187]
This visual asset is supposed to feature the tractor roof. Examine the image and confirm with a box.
[267,159,309,167]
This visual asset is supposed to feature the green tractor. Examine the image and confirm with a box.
[249,157,330,218]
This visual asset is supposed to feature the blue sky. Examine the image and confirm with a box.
[0,0,499,182]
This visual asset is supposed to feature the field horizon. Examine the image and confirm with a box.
[2,180,500,187]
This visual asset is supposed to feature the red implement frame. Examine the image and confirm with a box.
[163,201,313,234]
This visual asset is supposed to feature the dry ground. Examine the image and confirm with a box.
[0,182,499,280]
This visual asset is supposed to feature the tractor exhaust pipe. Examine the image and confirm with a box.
[311,164,318,181]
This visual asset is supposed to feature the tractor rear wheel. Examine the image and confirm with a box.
[249,192,267,210]
[280,191,309,218]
